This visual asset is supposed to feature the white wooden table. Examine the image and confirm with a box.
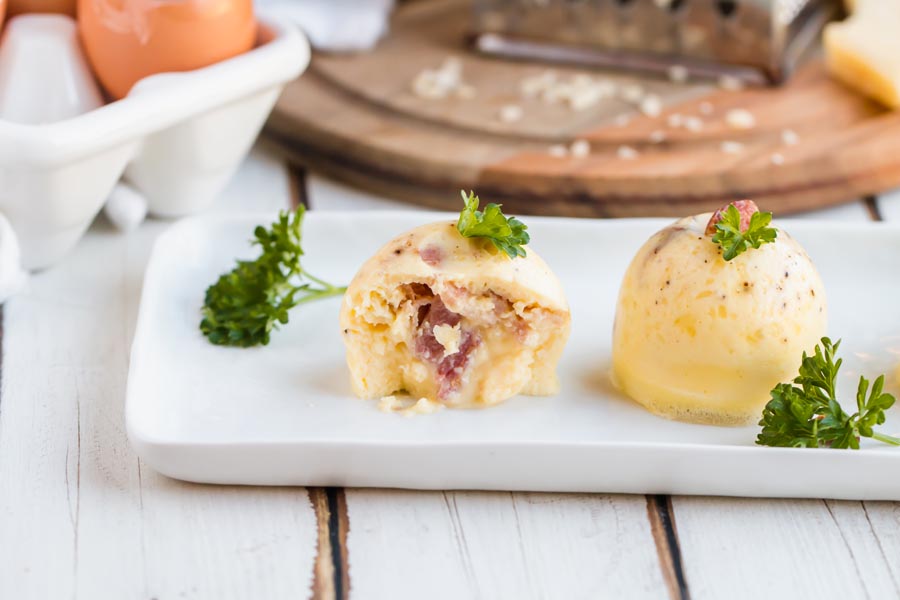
[3,141,900,600]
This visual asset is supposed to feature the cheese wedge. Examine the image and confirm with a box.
[612,208,828,425]
[824,0,900,108]
[340,221,571,408]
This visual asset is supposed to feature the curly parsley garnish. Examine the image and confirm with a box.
[712,204,777,261]
[457,190,530,259]
[200,208,346,347]
[757,337,900,449]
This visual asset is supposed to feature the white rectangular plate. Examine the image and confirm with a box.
[127,212,900,499]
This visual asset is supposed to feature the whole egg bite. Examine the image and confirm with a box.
[612,202,827,425]
[340,221,571,408]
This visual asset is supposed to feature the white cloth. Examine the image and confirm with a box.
[256,0,394,52]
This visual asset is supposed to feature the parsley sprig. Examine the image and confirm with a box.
[457,190,530,258]
[199,208,346,347]
[711,204,777,261]
[757,338,900,449]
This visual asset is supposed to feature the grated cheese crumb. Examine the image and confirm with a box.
[621,84,645,103]
[649,130,667,144]
[570,139,591,158]
[572,73,593,87]
[617,145,639,160]
[433,323,462,356]
[520,71,617,111]
[412,57,472,100]
[699,101,714,115]
[726,108,756,130]
[770,153,785,166]
[378,395,403,412]
[401,397,444,417]
[720,140,744,154]
[684,116,704,132]
[499,104,524,123]
[718,74,744,91]
[520,70,557,98]
[640,94,662,117]
[378,395,445,417]
[569,87,604,111]
[667,113,685,128]
[782,129,799,146]
[548,144,569,157]
[667,65,689,83]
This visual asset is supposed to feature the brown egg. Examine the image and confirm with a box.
[78,0,256,100]
[0,1,6,27]
[8,0,74,17]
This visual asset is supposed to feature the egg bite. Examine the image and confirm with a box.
[340,221,571,408]
[612,201,827,425]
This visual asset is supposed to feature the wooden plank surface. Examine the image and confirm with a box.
[673,497,900,599]
[2,139,899,600]
[0,145,319,600]
[342,490,669,600]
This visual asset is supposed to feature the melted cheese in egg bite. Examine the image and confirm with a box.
[340,221,571,409]
[612,210,827,425]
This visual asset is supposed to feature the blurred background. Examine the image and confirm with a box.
[258,0,893,219]
[0,0,891,279]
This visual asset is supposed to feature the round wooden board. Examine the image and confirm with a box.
[265,0,900,217]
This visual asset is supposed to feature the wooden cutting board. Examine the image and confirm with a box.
[265,0,900,217]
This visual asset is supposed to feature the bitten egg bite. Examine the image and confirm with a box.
[340,221,571,408]
[612,202,827,425]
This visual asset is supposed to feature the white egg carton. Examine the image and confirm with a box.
[0,12,309,270]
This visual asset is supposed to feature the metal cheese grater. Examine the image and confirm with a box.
[472,0,840,84]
